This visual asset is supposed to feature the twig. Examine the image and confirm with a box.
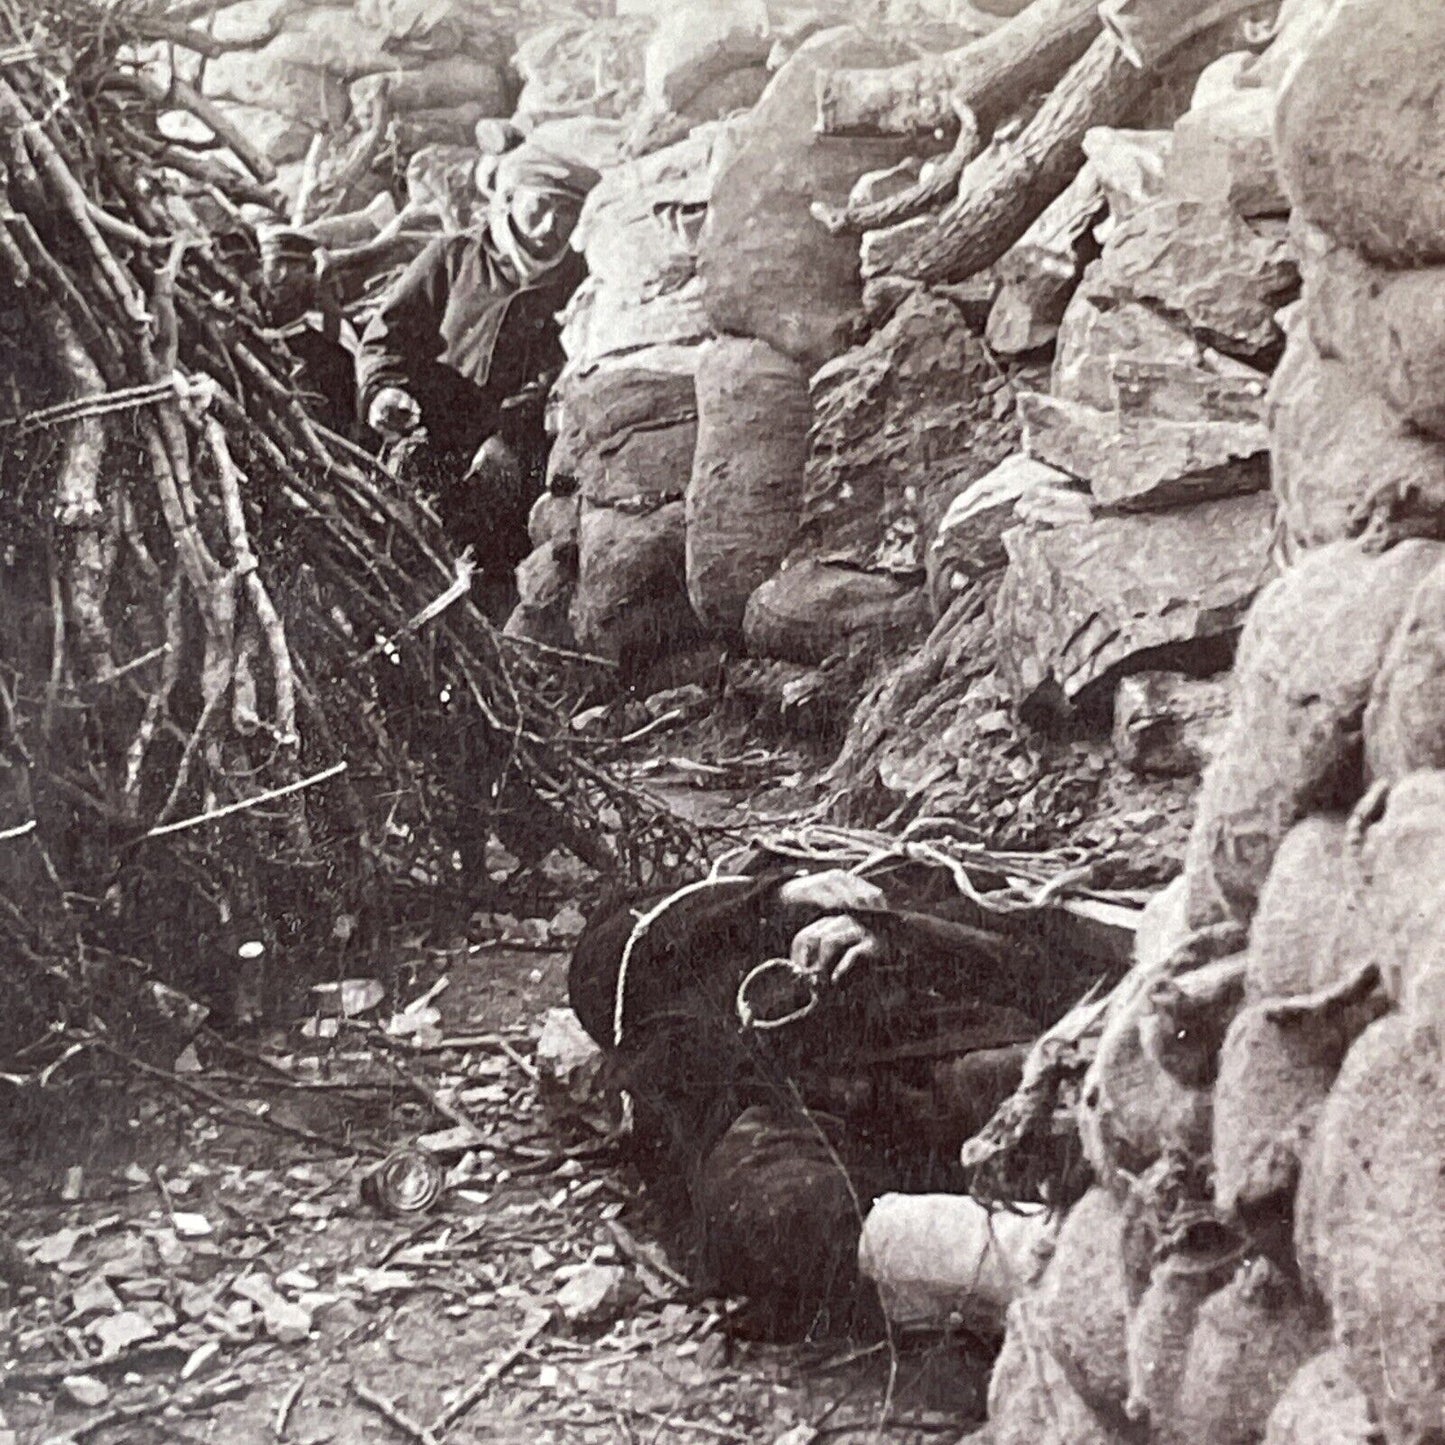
[143,761,347,838]
[95,1039,382,1157]
[351,1381,440,1445]
[429,1315,547,1435]
[274,1378,304,1440]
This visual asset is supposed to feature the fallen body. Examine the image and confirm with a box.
[569,863,1100,1336]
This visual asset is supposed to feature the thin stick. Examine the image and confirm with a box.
[274,1378,304,1439]
[143,761,347,839]
[352,1381,440,1445]
[429,1315,547,1435]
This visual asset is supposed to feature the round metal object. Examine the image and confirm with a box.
[361,1149,444,1216]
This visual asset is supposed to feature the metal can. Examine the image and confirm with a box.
[360,1148,445,1216]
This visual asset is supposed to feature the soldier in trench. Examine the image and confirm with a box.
[568,864,1099,1337]
[354,140,597,618]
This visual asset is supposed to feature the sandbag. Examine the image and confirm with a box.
[685,338,812,635]
[697,27,920,372]
[210,102,314,166]
[1295,1014,1445,1445]
[570,499,699,669]
[1276,0,1445,266]
[1268,327,1445,555]
[200,52,349,127]
[642,0,770,112]
[1076,956,1217,1182]
[559,276,713,371]
[527,491,579,550]
[349,54,509,117]
[1182,538,1445,929]
[1350,769,1445,1022]
[1244,816,1359,1004]
[857,1194,1052,1336]
[505,540,578,652]
[1262,1349,1382,1445]
[986,1299,1133,1445]
[584,419,698,509]
[574,123,726,301]
[623,67,770,160]
[1303,244,1445,441]
[550,363,699,493]
[1212,994,1379,1226]
[1365,557,1445,781]
[742,560,928,666]
[1029,1187,1132,1416]
[1166,1259,1327,1445]
[512,18,653,126]
[1125,1255,1230,1429]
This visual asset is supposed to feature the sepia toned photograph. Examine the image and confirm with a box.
[1,0,1438,1440]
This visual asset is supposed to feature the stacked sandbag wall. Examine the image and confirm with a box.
[513,124,737,669]
[158,0,514,200]
[977,6,1445,1438]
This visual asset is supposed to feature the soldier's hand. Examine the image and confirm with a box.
[368,386,422,437]
[776,868,886,916]
[790,914,882,985]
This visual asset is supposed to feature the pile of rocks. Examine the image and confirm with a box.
[971,3,1445,1439]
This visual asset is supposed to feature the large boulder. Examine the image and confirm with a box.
[795,290,1008,574]
[697,27,920,372]
[1182,539,1445,929]
[1268,326,1445,554]
[1019,390,1268,511]
[686,338,812,636]
[1276,0,1445,266]
[994,491,1275,721]
[1087,199,1298,358]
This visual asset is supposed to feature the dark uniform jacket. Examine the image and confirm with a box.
[356,233,584,458]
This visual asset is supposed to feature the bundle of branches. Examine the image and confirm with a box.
[0,0,698,1064]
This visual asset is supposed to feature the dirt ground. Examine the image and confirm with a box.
[0,914,993,1445]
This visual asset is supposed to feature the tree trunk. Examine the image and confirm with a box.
[867,2,1272,286]
[815,0,1102,137]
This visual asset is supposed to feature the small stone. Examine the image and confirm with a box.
[90,1309,159,1357]
[170,1212,212,1239]
[535,1008,604,1106]
[556,1264,630,1328]
[264,1296,313,1345]
[61,1375,110,1409]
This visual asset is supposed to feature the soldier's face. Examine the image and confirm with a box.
[509,186,580,255]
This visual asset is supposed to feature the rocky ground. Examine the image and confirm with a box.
[0,761,991,1445]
